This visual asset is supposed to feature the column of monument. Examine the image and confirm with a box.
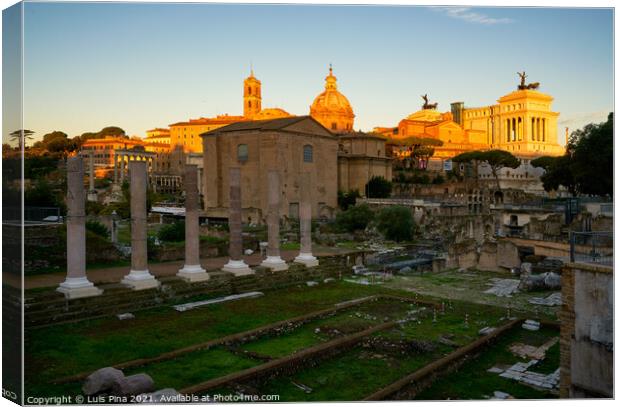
[222,167,253,276]
[120,154,126,183]
[294,172,319,267]
[87,151,97,202]
[177,164,209,282]
[113,152,119,184]
[57,157,103,299]
[120,160,160,290]
[260,170,288,271]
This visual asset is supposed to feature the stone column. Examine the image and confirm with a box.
[295,172,319,267]
[87,151,97,202]
[261,170,288,271]
[57,157,103,299]
[121,161,160,290]
[177,164,209,282]
[113,152,118,184]
[120,154,126,183]
[222,167,253,276]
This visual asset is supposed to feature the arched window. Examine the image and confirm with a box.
[237,144,248,162]
[331,122,337,130]
[248,101,251,108]
[248,87,251,95]
[303,145,313,163]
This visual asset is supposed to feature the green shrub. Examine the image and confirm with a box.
[158,221,185,242]
[337,189,360,210]
[376,205,414,242]
[85,220,109,239]
[365,176,392,198]
[335,204,374,232]
[432,175,445,184]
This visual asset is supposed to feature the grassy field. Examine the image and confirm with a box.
[25,276,560,401]
[415,324,559,400]
[382,268,561,318]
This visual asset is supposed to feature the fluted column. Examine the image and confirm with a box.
[222,167,253,276]
[261,170,288,271]
[120,154,126,183]
[113,152,118,184]
[121,161,160,290]
[87,151,97,202]
[295,172,319,267]
[57,157,102,299]
[177,164,209,282]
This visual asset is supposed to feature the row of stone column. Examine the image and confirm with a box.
[57,159,317,299]
[222,168,318,276]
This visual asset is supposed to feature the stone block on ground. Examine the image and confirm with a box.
[479,326,496,336]
[111,373,155,397]
[522,319,540,331]
[528,292,562,306]
[493,391,512,399]
[117,313,135,320]
[306,281,318,287]
[484,278,520,297]
[82,367,125,395]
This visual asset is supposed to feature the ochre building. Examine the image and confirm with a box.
[169,66,354,153]
[375,78,565,161]
[201,116,339,222]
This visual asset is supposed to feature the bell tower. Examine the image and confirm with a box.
[243,69,261,119]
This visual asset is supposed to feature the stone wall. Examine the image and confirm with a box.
[445,237,519,272]
[560,262,613,398]
[23,254,355,328]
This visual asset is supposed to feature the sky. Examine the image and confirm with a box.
[4,1,615,145]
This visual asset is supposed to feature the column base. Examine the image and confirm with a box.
[177,264,210,282]
[57,277,103,299]
[294,253,319,268]
[87,191,97,202]
[222,259,254,276]
[121,269,160,290]
[260,256,289,271]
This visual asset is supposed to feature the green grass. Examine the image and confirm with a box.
[415,324,559,400]
[280,242,300,251]
[125,347,260,390]
[25,283,388,392]
[240,298,412,358]
[529,342,560,374]
[25,277,559,401]
[208,302,513,401]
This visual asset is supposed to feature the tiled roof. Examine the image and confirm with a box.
[201,116,312,135]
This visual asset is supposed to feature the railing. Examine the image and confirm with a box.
[570,231,613,266]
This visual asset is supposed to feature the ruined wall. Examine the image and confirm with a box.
[496,239,521,270]
[526,213,564,241]
[560,263,613,398]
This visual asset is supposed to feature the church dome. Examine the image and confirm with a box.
[310,66,355,133]
[255,107,293,120]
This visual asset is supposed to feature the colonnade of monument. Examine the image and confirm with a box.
[57,158,318,299]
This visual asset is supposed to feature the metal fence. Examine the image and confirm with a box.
[570,231,613,266]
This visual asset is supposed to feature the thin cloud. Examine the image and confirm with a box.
[558,110,610,129]
[431,6,514,25]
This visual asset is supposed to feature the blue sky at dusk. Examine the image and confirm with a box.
[14,2,615,143]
